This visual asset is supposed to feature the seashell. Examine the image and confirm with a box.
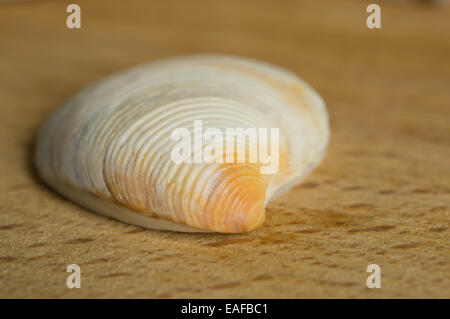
[35,55,329,233]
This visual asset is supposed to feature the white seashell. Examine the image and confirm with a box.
[35,55,329,233]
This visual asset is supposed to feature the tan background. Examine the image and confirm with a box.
[0,0,449,298]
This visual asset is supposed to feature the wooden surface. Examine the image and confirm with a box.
[0,0,449,298]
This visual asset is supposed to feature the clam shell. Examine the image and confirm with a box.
[35,55,329,233]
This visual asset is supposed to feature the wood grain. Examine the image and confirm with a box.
[0,0,449,298]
